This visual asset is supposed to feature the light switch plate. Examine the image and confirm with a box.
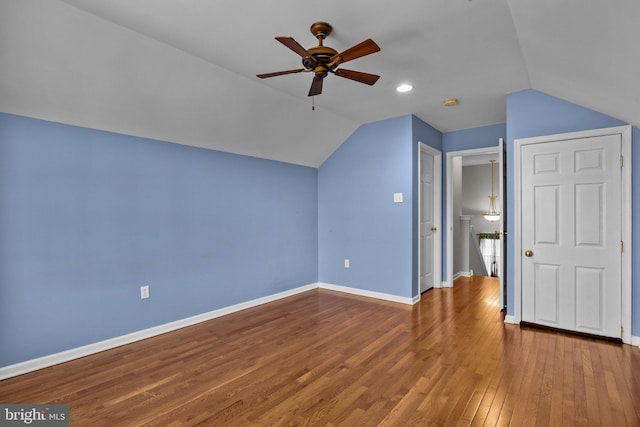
[394,193,403,203]
[140,285,150,299]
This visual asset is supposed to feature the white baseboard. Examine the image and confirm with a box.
[504,315,517,324]
[441,281,452,288]
[632,336,640,348]
[0,283,318,381]
[318,282,417,305]
[453,271,472,280]
[9,280,627,380]
[0,282,421,380]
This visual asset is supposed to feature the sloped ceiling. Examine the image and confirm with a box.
[0,0,637,167]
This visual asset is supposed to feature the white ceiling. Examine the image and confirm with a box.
[1,0,638,167]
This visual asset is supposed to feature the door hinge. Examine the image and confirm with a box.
[621,325,623,337]
[620,156,624,168]
[621,241,624,253]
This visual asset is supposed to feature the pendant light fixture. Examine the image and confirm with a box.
[482,159,500,222]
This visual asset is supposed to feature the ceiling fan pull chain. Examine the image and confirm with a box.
[312,96,315,111]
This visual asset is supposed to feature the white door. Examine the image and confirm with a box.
[498,138,506,308]
[520,134,622,338]
[420,150,435,292]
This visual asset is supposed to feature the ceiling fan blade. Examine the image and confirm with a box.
[334,68,380,86]
[257,68,306,79]
[330,39,380,65]
[308,76,323,96]
[275,36,317,67]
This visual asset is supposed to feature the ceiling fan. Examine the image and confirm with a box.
[257,22,381,96]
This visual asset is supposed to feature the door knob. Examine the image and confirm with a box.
[524,249,534,257]
[431,227,437,231]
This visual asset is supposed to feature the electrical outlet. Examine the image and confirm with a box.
[140,285,150,299]
[344,259,350,268]
[394,192,403,203]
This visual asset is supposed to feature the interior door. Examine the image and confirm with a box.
[420,150,435,292]
[498,138,506,308]
[520,134,622,338]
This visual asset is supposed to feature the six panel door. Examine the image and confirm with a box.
[520,134,622,338]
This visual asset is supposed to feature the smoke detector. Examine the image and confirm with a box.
[444,98,459,107]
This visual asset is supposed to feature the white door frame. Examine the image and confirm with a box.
[418,143,442,293]
[514,125,632,344]
[445,146,502,288]
[498,138,506,308]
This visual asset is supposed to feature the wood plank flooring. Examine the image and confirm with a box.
[1,276,639,426]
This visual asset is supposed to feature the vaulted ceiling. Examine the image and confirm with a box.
[1,0,638,167]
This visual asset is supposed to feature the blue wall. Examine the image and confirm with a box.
[318,115,442,299]
[505,89,629,321]
[0,113,319,366]
[443,123,506,153]
[413,116,443,152]
[318,116,414,298]
[3,89,639,368]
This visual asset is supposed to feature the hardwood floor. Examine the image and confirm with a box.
[1,276,639,426]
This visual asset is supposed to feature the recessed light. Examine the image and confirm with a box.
[396,83,413,93]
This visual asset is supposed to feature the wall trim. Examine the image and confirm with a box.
[3,277,630,380]
[1,281,419,380]
[453,271,472,280]
[504,315,517,324]
[0,283,318,381]
[632,336,640,348]
[318,282,417,305]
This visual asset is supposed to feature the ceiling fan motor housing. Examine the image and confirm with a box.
[305,46,338,76]
[304,22,339,77]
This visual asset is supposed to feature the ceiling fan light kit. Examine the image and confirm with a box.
[257,22,381,97]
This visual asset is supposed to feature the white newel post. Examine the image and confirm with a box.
[459,215,471,276]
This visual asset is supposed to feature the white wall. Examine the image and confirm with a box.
[452,157,463,275]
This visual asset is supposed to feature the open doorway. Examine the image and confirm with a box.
[446,142,506,309]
